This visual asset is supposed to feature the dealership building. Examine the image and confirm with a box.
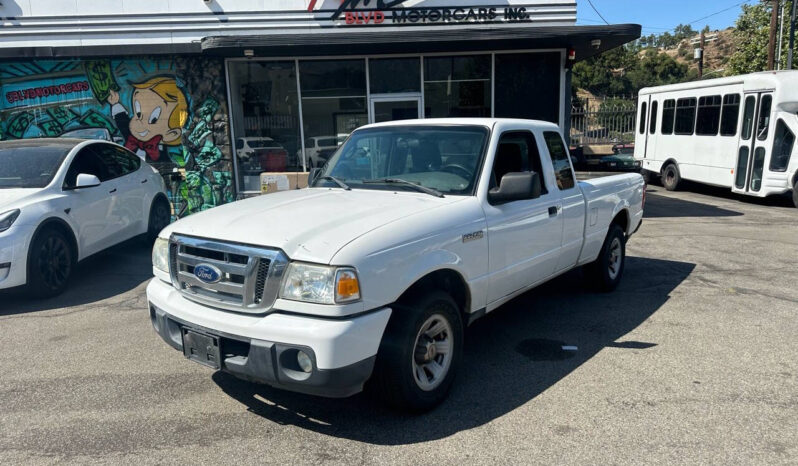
[0,0,639,215]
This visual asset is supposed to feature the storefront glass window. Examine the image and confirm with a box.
[228,61,302,192]
[299,60,368,169]
[423,55,491,118]
[369,58,421,94]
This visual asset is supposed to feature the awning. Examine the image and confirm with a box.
[201,24,641,62]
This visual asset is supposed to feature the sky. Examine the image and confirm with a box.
[577,0,759,35]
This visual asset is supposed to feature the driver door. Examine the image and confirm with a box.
[484,131,563,305]
[63,146,122,257]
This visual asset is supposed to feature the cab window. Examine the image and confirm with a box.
[543,131,576,190]
[490,131,547,194]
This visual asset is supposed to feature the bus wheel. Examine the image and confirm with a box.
[662,163,681,191]
[641,169,659,186]
[792,180,798,208]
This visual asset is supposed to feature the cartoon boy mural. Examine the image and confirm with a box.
[106,76,188,162]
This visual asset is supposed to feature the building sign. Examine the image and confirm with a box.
[309,0,536,25]
[4,78,91,107]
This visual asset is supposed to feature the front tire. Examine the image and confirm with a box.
[147,196,171,243]
[371,291,464,412]
[662,163,681,191]
[792,179,798,208]
[28,228,74,298]
[584,224,626,292]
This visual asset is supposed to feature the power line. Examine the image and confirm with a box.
[586,0,610,25]
[684,1,749,27]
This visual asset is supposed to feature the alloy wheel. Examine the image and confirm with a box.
[412,314,453,392]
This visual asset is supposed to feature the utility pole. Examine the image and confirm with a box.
[698,31,705,79]
[789,0,797,69]
[768,0,780,70]
[777,0,786,68]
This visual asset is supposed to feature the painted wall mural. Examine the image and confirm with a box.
[0,57,234,218]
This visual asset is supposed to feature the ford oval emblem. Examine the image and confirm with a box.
[194,263,222,284]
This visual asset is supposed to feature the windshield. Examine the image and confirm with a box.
[0,145,70,189]
[315,125,489,195]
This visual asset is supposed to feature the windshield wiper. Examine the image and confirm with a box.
[362,178,444,198]
[316,175,350,190]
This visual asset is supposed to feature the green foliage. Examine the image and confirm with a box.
[573,47,690,97]
[727,0,794,75]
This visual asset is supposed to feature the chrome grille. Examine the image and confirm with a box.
[168,234,287,313]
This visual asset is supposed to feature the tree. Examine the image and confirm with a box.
[727,0,794,74]
[627,49,690,91]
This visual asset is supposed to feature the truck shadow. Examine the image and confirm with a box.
[213,255,695,445]
[0,237,153,316]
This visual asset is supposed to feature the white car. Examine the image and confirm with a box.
[299,135,346,169]
[0,138,170,297]
[148,118,644,411]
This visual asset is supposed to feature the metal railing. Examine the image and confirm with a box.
[570,99,637,145]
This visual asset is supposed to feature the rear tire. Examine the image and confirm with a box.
[662,163,681,191]
[147,196,171,243]
[583,224,626,292]
[27,228,74,298]
[370,291,463,412]
[792,179,798,209]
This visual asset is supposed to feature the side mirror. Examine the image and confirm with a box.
[488,171,541,205]
[308,167,322,184]
[74,173,101,189]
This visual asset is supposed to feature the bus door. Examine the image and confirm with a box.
[639,95,652,159]
[734,92,773,194]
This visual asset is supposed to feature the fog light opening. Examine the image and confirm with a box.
[297,351,312,373]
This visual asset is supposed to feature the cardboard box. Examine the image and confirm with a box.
[260,172,309,194]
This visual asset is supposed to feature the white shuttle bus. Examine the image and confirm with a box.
[634,71,798,207]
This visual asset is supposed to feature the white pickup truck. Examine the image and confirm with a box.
[148,118,644,411]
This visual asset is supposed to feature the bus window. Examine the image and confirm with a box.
[696,95,721,136]
[770,119,794,172]
[756,95,773,141]
[649,101,658,134]
[751,147,765,191]
[675,98,697,135]
[735,147,749,189]
[639,102,647,134]
[662,99,675,134]
[741,95,756,140]
[720,94,741,136]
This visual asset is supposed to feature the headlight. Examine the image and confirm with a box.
[0,209,20,233]
[152,237,169,274]
[280,263,360,304]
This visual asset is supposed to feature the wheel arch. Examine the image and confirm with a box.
[26,217,79,279]
[660,158,678,174]
[611,208,630,235]
[395,268,471,321]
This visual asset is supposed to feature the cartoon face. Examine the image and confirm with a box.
[129,88,182,144]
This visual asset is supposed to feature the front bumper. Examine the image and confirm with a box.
[146,278,392,398]
[0,223,34,290]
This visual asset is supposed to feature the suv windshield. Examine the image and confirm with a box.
[315,125,489,195]
[0,144,71,189]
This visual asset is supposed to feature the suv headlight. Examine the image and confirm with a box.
[0,209,20,233]
[152,237,169,274]
[280,263,360,304]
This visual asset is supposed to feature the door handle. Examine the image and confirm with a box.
[109,188,117,194]
[548,206,558,217]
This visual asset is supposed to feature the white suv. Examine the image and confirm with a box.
[0,138,169,297]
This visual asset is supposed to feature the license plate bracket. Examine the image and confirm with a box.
[182,329,221,369]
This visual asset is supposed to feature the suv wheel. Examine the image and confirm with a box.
[28,228,74,298]
[371,291,463,412]
[147,197,171,243]
[584,224,626,292]
[662,163,681,191]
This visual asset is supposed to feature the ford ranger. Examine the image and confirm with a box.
[148,118,645,411]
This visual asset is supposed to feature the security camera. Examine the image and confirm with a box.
[591,39,602,49]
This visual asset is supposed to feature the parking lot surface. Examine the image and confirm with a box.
[1,184,797,465]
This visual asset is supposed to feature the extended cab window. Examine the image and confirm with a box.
[543,131,576,190]
[490,131,547,194]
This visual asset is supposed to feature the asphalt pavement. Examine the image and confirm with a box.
[1,182,797,465]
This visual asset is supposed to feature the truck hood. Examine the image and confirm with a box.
[0,188,39,213]
[162,188,464,263]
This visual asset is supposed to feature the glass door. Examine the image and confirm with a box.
[735,92,773,193]
[369,95,422,124]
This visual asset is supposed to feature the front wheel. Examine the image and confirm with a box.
[583,224,626,292]
[792,180,798,209]
[370,291,464,412]
[147,197,171,243]
[28,228,74,298]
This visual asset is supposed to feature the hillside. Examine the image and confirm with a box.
[662,28,736,79]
